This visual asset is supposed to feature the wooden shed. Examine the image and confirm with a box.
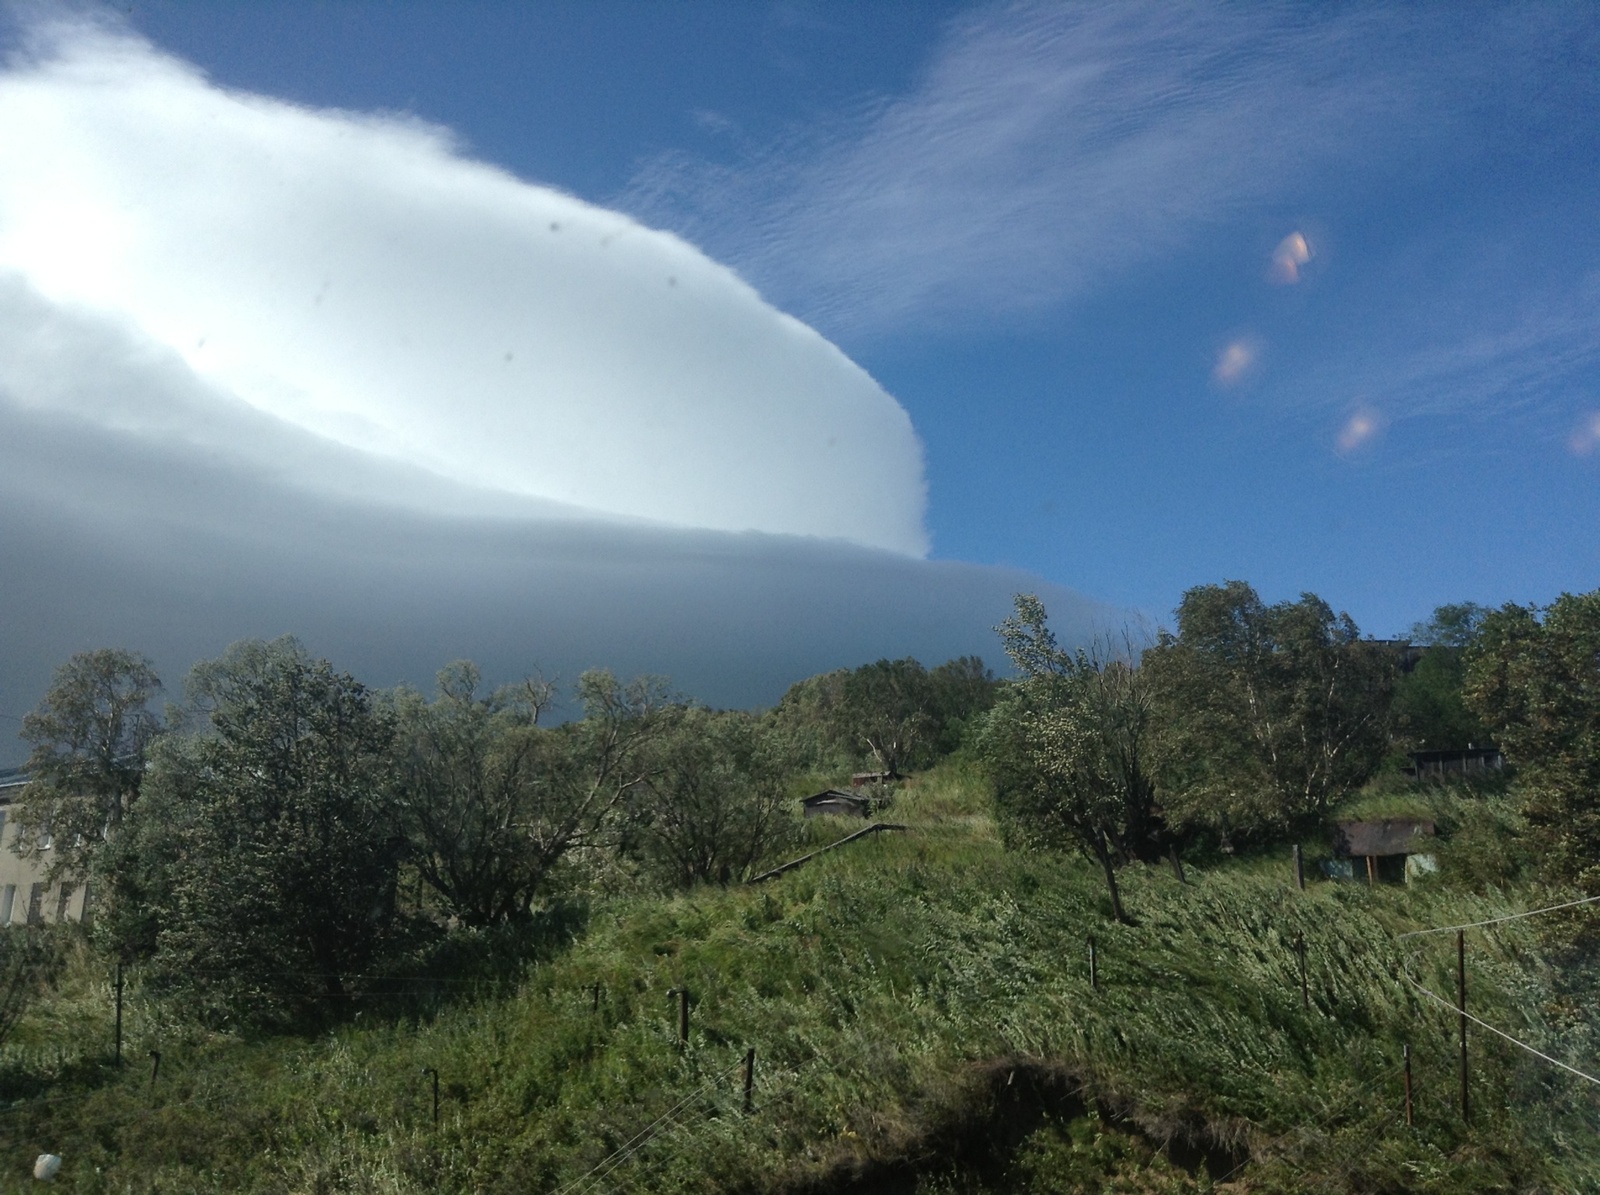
[802,790,870,819]
[1406,747,1504,781]
[1332,818,1436,884]
[850,770,901,787]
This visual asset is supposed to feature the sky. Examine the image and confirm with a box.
[1,1,1598,756]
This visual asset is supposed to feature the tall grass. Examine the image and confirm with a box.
[0,764,1591,1192]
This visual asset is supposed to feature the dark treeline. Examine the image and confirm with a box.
[8,578,1599,1028]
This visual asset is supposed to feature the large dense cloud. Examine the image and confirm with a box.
[0,17,925,552]
[0,15,1117,758]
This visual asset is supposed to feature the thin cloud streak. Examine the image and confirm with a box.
[1280,268,1600,442]
[621,2,1547,339]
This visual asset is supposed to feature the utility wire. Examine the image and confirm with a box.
[1400,971,1600,1087]
[1395,892,1600,939]
[559,1064,737,1195]
[554,1059,744,1195]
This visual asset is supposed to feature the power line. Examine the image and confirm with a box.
[554,1059,744,1195]
[1396,892,1600,939]
[1401,972,1600,1087]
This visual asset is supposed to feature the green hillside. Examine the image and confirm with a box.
[0,762,1592,1193]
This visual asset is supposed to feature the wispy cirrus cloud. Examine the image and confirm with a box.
[622,2,1563,340]
[1283,266,1600,446]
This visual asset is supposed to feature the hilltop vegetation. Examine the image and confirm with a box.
[0,580,1596,1190]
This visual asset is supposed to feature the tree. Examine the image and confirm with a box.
[979,595,1159,923]
[16,649,163,882]
[393,664,665,925]
[1142,582,1396,836]
[111,638,403,1026]
[927,656,1001,756]
[391,661,551,927]
[1392,604,1494,751]
[837,658,937,776]
[1464,592,1600,894]
[632,707,797,889]
[767,656,998,776]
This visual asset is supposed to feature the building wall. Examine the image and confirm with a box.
[0,784,91,925]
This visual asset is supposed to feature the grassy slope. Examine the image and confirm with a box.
[0,762,1594,1193]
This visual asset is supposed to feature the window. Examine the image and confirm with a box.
[0,809,8,844]
[0,885,14,925]
[55,884,74,923]
[26,884,44,926]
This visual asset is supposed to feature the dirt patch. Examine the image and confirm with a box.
[774,1058,1247,1194]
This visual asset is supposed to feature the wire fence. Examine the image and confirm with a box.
[0,871,1593,1188]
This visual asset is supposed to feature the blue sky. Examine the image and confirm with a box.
[1,1,1598,746]
[113,0,1600,631]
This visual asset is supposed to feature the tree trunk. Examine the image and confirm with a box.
[1093,833,1130,924]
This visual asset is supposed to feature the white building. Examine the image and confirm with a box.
[0,770,91,925]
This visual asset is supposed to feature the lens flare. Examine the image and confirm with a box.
[1569,413,1600,456]
[1336,408,1382,454]
[1212,339,1256,386]
[1270,231,1313,284]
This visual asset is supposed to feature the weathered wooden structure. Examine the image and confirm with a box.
[802,790,870,819]
[1332,818,1436,884]
[850,770,901,787]
[1405,747,1504,781]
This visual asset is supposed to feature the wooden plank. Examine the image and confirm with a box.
[747,823,909,884]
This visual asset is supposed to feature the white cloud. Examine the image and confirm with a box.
[622,3,1572,340]
[0,387,1121,766]
[0,15,1135,748]
[0,17,928,554]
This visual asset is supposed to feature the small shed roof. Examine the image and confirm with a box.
[850,770,901,786]
[1333,818,1435,858]
[801,790,870,817]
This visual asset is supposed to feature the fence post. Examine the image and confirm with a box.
[148,1049,161,1091]
[1403,1043,1413,1127]
[1457,930,1469,1124]
[668,988,690,1045]
[422,1066,440,1126]
[743,1047,756,1114]
[114,960,124,1066]
[1295,934,1308,1009]
[1088,936,1098,991]
[1169,846,1186,885]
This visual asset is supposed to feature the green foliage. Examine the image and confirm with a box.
[769,656,998,775]
[1,766,1590,1193]
[630,707,798,888]
[980,595,1159,922]
[0,927,67,1056]
[1409,602,1490,649]
[392,662,558,926]
[1391,603,1494,752]
[107,637,406,1027]
[393,663,671,926]
[6,624,1593,1192]
[1465,591,1600,894]
[1144,581,1397,837]
[16,648,163,882]
[1008,1111,1207,1193]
